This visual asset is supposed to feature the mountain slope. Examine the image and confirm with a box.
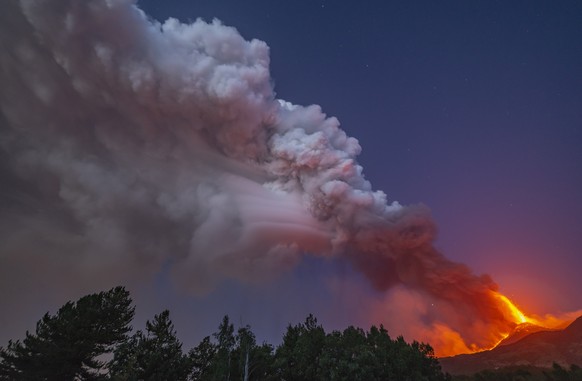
[439,316,582,375]
[496,322,555,347]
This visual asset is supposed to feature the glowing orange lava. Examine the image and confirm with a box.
[432,291,582,357]
[490,291,580,332]
[493,292,528,324]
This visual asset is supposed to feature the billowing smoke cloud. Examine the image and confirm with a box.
[1,0,521,354]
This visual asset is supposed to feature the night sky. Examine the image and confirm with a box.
[135,1,582,313]
[1,0,581,352]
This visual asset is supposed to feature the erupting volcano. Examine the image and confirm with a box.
[478,292,578,353]
[424,290,582,357]
[1,0,580,360]
[439,311,582,374]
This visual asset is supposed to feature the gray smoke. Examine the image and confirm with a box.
[0,0,516,353]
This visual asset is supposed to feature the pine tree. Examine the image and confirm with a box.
[0,286,134,380]
[110,310,191,380]
[212,315,235,381]
[274,314,326,381]
[189,336,217,381]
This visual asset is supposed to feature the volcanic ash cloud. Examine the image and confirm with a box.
[0,0,519,353]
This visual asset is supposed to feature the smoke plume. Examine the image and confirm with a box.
[1,0,521,354]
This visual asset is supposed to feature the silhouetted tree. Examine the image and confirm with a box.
[0,290,455,381]
[0,287,134,380]
[109,310,191,380]
[192,317,275,381]
[232,325,276,381]
[274,315,449,381]
[210,315,235,381]
[274,314,326,381]
[319,326,375,380]
[189,336,217,381]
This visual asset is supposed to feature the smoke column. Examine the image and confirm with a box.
[1,0,524,354]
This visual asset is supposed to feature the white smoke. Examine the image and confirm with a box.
[1,0,518,353]
[1,0,414,289]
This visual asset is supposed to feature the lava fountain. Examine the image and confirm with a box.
[431,290,582,357]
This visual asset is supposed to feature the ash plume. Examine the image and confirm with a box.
[1,0,516,353]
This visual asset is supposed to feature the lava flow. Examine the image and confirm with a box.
[486,291,532,350]
[436,291,582,357]
[494,292,528,324]
[491,291,582,343]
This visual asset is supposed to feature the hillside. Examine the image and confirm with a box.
[496,322,555,347]
[439,316,582,375]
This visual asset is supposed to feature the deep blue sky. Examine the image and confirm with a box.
[2,0,582,355]
[129,0,582,344]
[137,0,582,313]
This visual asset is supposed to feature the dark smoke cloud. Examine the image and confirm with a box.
[1,0,517,353]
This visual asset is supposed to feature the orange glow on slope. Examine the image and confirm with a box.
[431,291,582,357]
[491,291,582,331]
[493,292,528,324]
[431,291,529,357]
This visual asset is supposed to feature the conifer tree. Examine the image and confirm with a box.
[110,310,191,381]
[0,287,134,381]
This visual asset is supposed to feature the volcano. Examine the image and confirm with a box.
[439,316,582,375]
[496,322,557,347]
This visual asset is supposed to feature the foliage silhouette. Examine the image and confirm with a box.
[0,287,134,380]
[1,288,458,380]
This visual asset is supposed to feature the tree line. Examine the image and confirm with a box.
[451,364,582,381]
[0,286,450,380]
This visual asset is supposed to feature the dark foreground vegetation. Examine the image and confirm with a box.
[0,286,449,380]
[451,364,582,381]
